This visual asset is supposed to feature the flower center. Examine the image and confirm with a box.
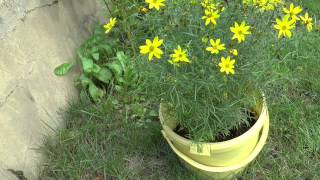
[238,30,243,35]
[149,45,155,51]
[281,25,287,31]
[153,0,158,3]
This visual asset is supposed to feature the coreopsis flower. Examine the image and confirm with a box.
[219,56,236,75]
[139,37,164,60]
[274,16,295,38]
[103,18,117,34]
[300,12,313,32]
[201,0,216,10]
[206,39,225,55]
[145,0,165,10]
[169,46,190,64]
[230,49,238,56]
[283,3,303,22]
[259,0,275,11]
[202,9,220,26]
[230,21,251,43]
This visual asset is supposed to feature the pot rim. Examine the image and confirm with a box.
[160,95,268,150]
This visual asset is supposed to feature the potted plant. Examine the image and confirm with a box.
[122,0,314,178]
[56,0,315,178]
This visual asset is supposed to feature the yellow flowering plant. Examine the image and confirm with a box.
[118,0,313,141]
[97,0,317,142]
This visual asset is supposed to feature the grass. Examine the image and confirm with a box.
[40,94,198,179]
[40,1,320,179]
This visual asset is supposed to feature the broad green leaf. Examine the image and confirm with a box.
[92,53,100,61]
[91,47,99,53]
[88,83,103,102]
[78,74,92,88]
[116,51,127,70]
[54,62,74,76]
[108,62,123,77]
[94,68,112,83]
[92,64,101,74]
[81,57,93,73]
[100,44,112,55]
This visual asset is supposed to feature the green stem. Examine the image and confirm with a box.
[122,4,137,57]
[103,0,113,16]
[127,26,137,57]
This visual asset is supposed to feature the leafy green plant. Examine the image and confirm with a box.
[54,27,138,102]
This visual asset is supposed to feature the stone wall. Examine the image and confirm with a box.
[0,0,105,179]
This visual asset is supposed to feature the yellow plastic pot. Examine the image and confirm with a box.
[159,97,269,168]
[161,117,269,179]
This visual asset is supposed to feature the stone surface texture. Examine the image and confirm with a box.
[0,0,105,179]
